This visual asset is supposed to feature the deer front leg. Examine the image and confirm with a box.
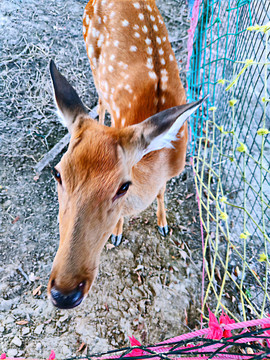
[111,217,124,246]
[98,97,105,125]
[157,184,169,237]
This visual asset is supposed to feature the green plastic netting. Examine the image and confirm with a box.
[187,0,270,322]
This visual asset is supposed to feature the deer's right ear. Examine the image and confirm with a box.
[49,60,88,132]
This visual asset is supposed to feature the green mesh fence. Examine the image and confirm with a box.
[187,0,270,322]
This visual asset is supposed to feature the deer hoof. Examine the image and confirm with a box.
[158,225,169,237]
[111,233,122,247]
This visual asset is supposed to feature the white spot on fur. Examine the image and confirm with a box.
[145,38,151,45]
[92,57,97,67]
[87,44,94,58]
[130,45,137,52]
[142,25,148,33]
[119,61,128,69]
[92,27,100,37]
[114,40,119,47]
[110,54,115,61]
[159,17,164,25]
[104,15,107,22]
[104,81,109,92]
[122,19,129,27]
[83,25,86,35]
[153,24,158,32]
[147,4,152,11]
[160,58,166,65]
[101,0,107,5]
[138,13,144,21]
[128,102,131,108]
[150,15,155,21]
[134,32,140,38]
[115,107,120,119]
[110,11,116,18]
[179,130,185,138]
[159,48,164,55]
[97,34,105,47]
[161,81,168,91]
[108,65,114,72]
[161,96,166,104]
[163,36,166,42]
[169,54,174,61]
[108,2,113,8]
[121,118,126,127]
[133,2,140,8]
[124,84,133,93]
[111,87,115,94]
[147,47,153,55]
[133,24,139,30]
[149,71,157,80]
[146,57,154,69]
[156,36,161,44]
[98,16,102,24]
[100,56,105,65]
[86,15,90,25]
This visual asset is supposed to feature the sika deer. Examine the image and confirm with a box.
[48,0,206,309]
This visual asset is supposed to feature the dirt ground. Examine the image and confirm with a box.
[0,0,203,358]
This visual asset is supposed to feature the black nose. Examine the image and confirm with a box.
[50,282,85,309]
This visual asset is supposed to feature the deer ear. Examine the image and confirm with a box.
[136,97,207,157]
[49,60,88,132]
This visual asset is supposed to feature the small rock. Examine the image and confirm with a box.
[34,324,44,335]
[4,316,14,324]
[12,336,22,347]
[45,326,56,335]
[0,326,5,333]
[62,345,71,356]
[7,349,18,357]
[3,200,12,208]
[22,327,30,335]
[59,313,69,322]
[0,298,12,311]
[36,343,42,351]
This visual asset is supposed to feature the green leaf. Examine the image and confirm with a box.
[257,128,270,136]
[237,143,247,153]
[229,99,237,107]
[258,253,267,262]
[220,212,228,220]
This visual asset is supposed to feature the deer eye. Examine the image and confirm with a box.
[113,181,131,201]
[51,167,62,185]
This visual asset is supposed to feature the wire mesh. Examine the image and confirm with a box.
[187,0,270,321]
[57,326,270,360]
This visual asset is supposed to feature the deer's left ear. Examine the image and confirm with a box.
[49,60,88,132]
[131,97,207,159]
